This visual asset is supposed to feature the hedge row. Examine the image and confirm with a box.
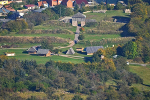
[18,29,74,34]
[79,37,135,46]
[0,36,68,44]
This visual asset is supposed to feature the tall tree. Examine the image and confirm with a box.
[122,41,138,59]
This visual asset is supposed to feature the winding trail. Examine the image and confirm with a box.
[56,26,80,49]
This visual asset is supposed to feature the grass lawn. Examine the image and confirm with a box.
[34,25,77,33]
[84,34,121,41]
[85,10,130,22]
[0,49,85,64]
[129,65,150,91]
[10,92,47,100]
[53,89,88,100]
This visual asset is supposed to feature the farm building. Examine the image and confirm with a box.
[66,48,75,55]
[37,49,51,57]
[85,46,104,55]
[27,46,41,54]
[124,9,131,13]
[72,12,86,26]
[5,52,15,56]
[76,48,84,52]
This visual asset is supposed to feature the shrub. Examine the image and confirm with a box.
[78,34,85,40]
[85,22,98,27]
[80,27,84,32]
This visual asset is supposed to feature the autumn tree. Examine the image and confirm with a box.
[92,48,106,62]
[6,19,28,32]
[122,41,138,59]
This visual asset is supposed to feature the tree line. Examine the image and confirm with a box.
[0,54,147,99]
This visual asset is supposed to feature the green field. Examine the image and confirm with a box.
[129,65,150,91]
[8,33,74,40]
[0,49,86,64]
[85,10,130,22]
[34,25,77,32]
[84,34,121,41]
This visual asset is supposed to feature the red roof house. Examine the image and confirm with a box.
[61,0,74,8]
[74,0,89,7]
[37,1,48,8]
[24,4,36,10]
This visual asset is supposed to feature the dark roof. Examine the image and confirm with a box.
[75,0,88,5]
[72,12,86,18]
[37,49,50,54]
[0,7,10,13]
[27,47,37,52]
[27,46,40,52]
[86,46,104,54]
[33,8,46,13]
[66,48,75,55]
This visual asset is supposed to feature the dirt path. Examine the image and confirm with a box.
[130,63,150,66]
[59,54,84,59]
[58,41,75,49]
[56,26,80,49]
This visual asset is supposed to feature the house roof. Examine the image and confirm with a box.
[5,7,15,11]
[85,46,104,54]
[37,1,48,7]
[72,12,86,18]
[66,47,75,54]
[0,7,10,13]
[27,47,37,52]
[25,4,35,7]
[33,8,46,13]
[27,46,40,52]
[75,0,88,5]
[37,49,50,54]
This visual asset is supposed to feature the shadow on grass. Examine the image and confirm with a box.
[112,16,130,23]
[22,50,28,54]
[62,50,67,54]
[142,83,150,87]
[84,57,92,62]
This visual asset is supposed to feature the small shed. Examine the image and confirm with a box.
[85,46,104,55]
[124,9,131,13]
[37,49,51,57]
[66,48,75,55]
[76,48,84,52]
[5,52,15,56]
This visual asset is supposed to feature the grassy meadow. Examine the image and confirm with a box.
[129,65,150,91]
[0,49,86,64]
[0,10,131,64]
[85,10,130,22]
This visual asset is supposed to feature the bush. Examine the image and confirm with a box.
[80,27,84,32]
[78,34,85,40]
[85,22,98,27]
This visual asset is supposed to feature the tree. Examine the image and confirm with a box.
[122,41,138,59]
[131,3,148,19]
[42,8,59,20]
[5,19,28,32]
[142,45,150,63]
[72,95,83,100]
[115,2,125,10]
[78,34,85,40]
[41,40,53,51]
[92,48,106,62]
[128,0,143,5]
[74,4,79,13]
